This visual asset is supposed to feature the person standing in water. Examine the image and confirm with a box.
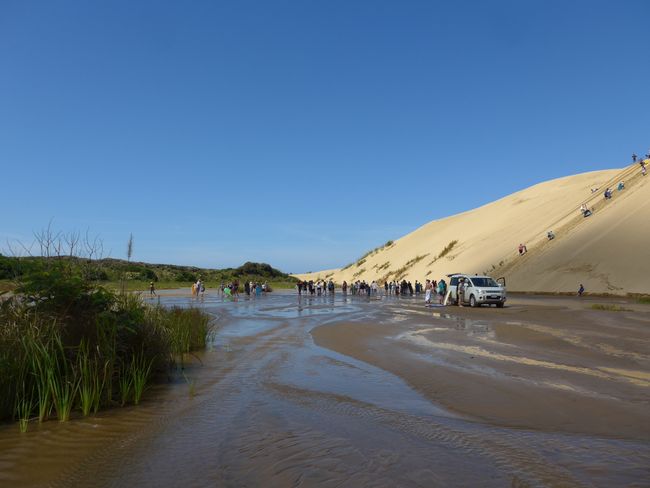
[438,279,447,304]
[424,280,432,305]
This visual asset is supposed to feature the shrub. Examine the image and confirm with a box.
[0,266,213,428]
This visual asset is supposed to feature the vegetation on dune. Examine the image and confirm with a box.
[392,254,429,281]
[427,240,459,267]
[373,261,390,272]
[341,240,395,271]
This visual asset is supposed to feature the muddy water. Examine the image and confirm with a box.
[0,292,648,487]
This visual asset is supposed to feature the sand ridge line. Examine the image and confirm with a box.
[399,329,650,388]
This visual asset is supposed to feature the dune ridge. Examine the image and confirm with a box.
[296,163,650,294]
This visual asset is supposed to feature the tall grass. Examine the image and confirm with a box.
[130,351,153,405]
[118,361,132,407]
[0,278,213,429]
[77,340,105,416]
[29,335,56,423]
[48,334,78,422]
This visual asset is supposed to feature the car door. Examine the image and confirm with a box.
[463,277,474,303]
[449,276,459,301]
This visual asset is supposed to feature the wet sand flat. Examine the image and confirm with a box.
[0,292,648,487]
[312,295,650,439]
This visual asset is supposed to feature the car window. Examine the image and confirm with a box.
[450,277,458,286]
[471,277,499,287]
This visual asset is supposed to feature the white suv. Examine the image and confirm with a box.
[448,274,507,308]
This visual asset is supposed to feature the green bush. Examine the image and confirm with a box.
[0,263,213,428]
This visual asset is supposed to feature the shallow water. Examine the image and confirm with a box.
[0,292,648,487]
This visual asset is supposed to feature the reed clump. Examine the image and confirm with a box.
[590,303,628,312]
[0,266,212,430]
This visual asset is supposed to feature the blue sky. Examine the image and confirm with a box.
[1,0,648,272]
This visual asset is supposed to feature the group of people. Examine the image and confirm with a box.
[296,278,449,303]
[632,152,649,176]
[296,280,336,295]
[346,280,379,295]
[191,280,205,296]
[424,278,448,304]
[243,281,269,296]
[386,280,415,295]
[529,152,648,256]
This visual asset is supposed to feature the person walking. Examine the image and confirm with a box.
[578,283,585,296]
[438,279,447,304]
[149,281,156,296]
[424,280,432,305]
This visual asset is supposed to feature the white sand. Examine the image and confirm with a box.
[296,163,650,294]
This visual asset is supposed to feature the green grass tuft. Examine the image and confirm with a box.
[427,240,458,266]
[590,303,628,312]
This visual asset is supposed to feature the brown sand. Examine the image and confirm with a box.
[312,295,650,439]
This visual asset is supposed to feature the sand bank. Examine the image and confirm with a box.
[312,295,650,439]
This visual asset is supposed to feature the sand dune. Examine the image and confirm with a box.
[296,162,650,294]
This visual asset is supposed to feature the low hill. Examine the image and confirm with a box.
[296,162,650,295]
[0,256,296,287]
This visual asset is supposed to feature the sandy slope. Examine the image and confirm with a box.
[296,163,650,294]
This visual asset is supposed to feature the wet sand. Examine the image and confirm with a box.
[313,295,650,439]
[0,292,648,487]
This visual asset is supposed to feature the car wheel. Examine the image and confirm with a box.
[470,295,477,307]
[496,302,504,308]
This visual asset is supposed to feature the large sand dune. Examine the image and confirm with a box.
[297,163,650,294]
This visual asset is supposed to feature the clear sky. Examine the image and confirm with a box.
[1,0,648,272]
